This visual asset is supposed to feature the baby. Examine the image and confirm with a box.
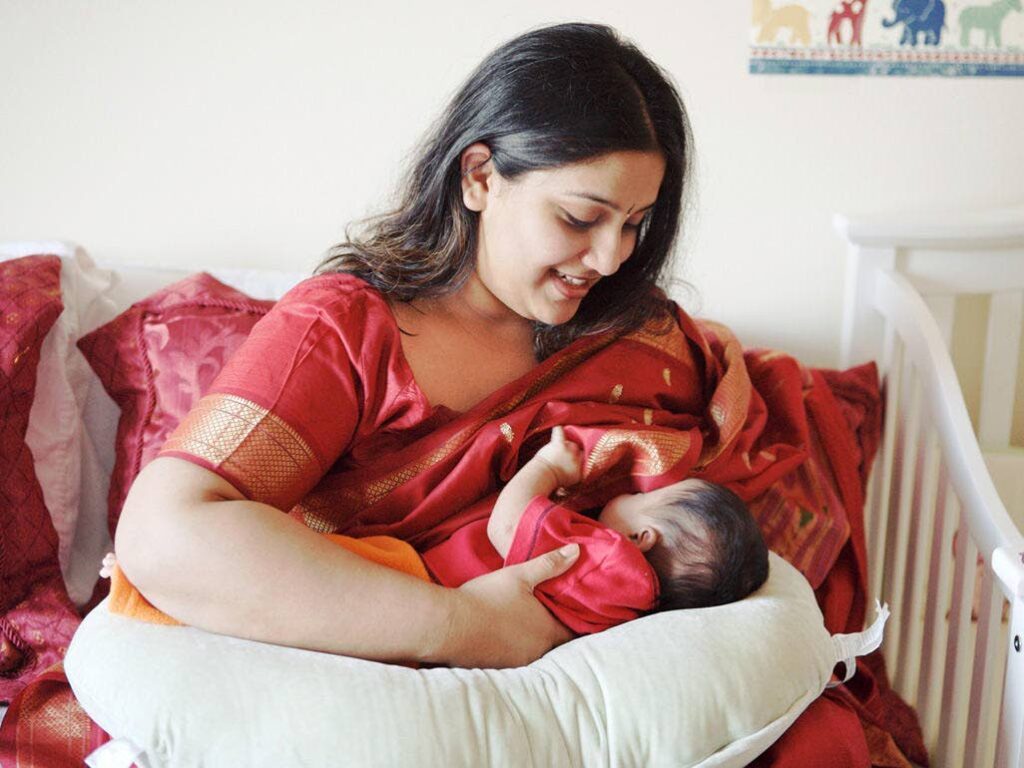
[103,426,769,635]
[475,426,770,620]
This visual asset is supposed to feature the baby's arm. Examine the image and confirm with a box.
[488,426,582,558]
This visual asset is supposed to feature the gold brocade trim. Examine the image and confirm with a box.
[500,422,515,444]
[18,663,92,755]
[662,367,671,385]
[643,408,654,425]
[609,384,623,404]
[163,394,319,506]
[298,333,622,531]
[584,428,692,478]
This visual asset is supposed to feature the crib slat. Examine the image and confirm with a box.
[870,326,903,611]
[886,362,925,674]
[965,568,1008,768]
[916,469,958,751]
[896,417,942,703]
[923,294,957,349]
[937,510,978,768]
[979,290,1023,449]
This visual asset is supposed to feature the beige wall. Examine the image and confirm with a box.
[2,0,1022,372]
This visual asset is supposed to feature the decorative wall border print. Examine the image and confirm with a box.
[750,0,1024,76]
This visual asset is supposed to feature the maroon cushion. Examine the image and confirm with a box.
[0,578,80,704]
[0,254,75,700]
[77,273,273,534]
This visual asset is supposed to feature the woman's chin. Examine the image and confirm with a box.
[537,303,580,326]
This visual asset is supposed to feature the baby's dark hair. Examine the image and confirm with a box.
[645,480,769,611]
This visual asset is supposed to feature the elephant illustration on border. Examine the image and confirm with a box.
[881,0,947,45]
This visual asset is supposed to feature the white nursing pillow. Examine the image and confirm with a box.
[66,554,884,768]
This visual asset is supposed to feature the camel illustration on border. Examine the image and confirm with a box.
[960,0,1023,47]
[753,0,813,45]
[828,0,870,45]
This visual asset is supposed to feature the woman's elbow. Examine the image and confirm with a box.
[114,457,229,591]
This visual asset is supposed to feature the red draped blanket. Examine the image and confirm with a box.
[0,284,927,767]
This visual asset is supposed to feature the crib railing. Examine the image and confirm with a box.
[836,207,1024,768]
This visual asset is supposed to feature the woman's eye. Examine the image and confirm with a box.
[563,212,646,231]
[564,214,597,230]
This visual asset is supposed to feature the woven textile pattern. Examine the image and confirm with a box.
[0,254,71,700]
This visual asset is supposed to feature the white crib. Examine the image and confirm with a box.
[836,205,1024,768]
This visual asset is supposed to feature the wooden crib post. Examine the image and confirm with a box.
[837,234,896,369]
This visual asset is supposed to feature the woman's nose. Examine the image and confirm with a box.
[582,231,624,276]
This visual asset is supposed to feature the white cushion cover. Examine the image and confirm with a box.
[66,554,851,768]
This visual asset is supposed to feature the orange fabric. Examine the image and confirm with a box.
[108,565,182,626]
[108,534,431,625]
[322,534,432,582]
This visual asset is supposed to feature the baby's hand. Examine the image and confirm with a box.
[99,552,117,579]
[534,426,582,487]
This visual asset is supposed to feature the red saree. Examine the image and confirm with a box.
[0,273,926,767]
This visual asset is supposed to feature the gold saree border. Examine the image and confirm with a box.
[162,393,320,508]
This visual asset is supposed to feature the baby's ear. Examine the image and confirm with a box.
[634,526,660,553]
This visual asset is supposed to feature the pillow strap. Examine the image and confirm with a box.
[85,737,145,768]
[826,600,890,687]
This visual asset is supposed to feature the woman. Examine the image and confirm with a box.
[114,21,691,668]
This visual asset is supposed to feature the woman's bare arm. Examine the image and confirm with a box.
[115,456,576,668]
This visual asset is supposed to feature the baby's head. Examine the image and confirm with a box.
[598,479,768,611]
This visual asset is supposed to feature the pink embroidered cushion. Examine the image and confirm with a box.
[77,273,273,534]
[0,254,78,700]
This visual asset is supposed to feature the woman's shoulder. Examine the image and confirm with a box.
[277,271,393,320]
[282,270,383,302]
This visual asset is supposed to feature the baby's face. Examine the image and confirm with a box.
[598,478,704,538]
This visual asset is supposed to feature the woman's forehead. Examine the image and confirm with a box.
[526,150,665,207]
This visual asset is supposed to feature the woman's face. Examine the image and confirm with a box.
[461,148,666,327]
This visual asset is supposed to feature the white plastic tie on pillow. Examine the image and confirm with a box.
[84,737,145,768]
[826,600,890,687]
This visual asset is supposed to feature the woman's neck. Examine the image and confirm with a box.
[438,272,534,341]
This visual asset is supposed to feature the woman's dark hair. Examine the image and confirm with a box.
[319,22,693,359]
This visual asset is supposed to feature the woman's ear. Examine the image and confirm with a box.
[460,142,493,212]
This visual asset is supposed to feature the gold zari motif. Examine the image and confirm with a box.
[584,428,691,478]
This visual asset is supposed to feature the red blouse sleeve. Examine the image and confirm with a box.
[159,273,386,512]
[505,497,660,635]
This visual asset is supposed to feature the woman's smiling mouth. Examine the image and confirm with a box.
[550,269,596,298]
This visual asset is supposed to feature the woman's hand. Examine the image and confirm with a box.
[441,543,580,668]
